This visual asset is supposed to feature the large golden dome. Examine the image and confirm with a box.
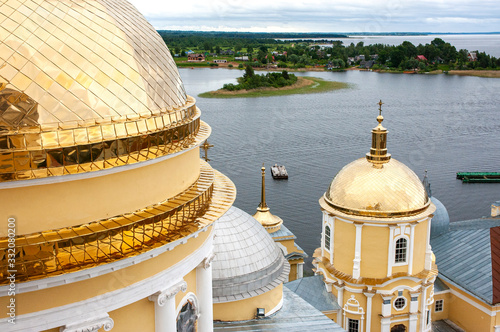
[323,102,429,218]
[0,0,205,182]
[324,157,429,218]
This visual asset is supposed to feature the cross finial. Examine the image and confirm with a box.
[201,140,214,162]
[378,100,384,116]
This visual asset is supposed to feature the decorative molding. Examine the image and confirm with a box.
[0,228,214,331]
[1,225,213,296]
[149,280,187,306]
[201,252,216,269]
[59,314,114,332]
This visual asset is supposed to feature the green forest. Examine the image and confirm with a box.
[158,31,500,72]
[222,66,298,91]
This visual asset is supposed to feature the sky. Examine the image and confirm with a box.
[129,0,500,33]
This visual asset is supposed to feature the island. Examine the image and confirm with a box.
[199,66,349,98]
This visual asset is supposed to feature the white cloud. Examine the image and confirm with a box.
[129,0,500,32]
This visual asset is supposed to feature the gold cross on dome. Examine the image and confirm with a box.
[378,100,384,116]
[201,140,214,162]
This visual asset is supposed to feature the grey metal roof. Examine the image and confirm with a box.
[285,275,341,312]
[430,197,450,239]
[450,217,500,231]
[213,288,344,331]
[213,207,289,303]
[434,277,450,293]
[431,229,492,304]
[270,224,296,240]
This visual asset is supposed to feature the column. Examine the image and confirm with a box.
[60,313,114,332]
[364,292,375,332]
[197,253,215,332]
[334,283,345,327]
[353,223,363,279]
[149,280,187,332]
[381,295,393,317]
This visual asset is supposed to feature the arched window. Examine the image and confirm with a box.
[325,225,331,251]
[395,237,408,263]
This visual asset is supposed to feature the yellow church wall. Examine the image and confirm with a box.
[324,311,337,321]
[109,297,155,332]
[0,148,201,236]
[213,284,283,321]
[361,225,389,278]
[370,295,384,332]
[0,226,212,317]
[333,219,355,274]
[432,292,449,321]
[41,328,59,332]
[412,220,428,274]
[289,263,297,282]
[446,289,494,332]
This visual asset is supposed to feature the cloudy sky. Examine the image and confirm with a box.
[129,0,500,33]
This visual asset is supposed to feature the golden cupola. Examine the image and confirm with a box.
[323,101,430,218]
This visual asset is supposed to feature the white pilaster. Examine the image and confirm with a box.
[381,317,391,332]
[60,314,114,332]
[334,283,344,327]
[419,284,429,332]
[408,223,416,275]
[409,313,418,332]
[425,218,433,270]
[149,280,187,332]
[409,293,419,313]
[353,223,363,279]
[364,292,375,332]
[297,263,304,279]
[387,226,395,277]
[197,253,215,332]
[381,295,393,317]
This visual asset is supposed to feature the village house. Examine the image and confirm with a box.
[187,53,205,62]
[468,52,478,61]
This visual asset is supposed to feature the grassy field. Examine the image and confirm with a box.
[198,77,350,98]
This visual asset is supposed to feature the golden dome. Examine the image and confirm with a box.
[324,157,429,218]
[0,0,207,182]
[324,101,429,218]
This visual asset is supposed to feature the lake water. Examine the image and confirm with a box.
[180,68,500,265]
[287,34,500,57]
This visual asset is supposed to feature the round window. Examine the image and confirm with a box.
[394,297,406,310]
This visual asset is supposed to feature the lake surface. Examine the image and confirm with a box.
[180,68,500,266]
[288,34,500,57]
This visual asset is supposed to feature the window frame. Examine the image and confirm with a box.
[435,299,444,312]
[348,318,359,332]
[393,296,407,311]
[394,236,409,265]
[325,225,331,252]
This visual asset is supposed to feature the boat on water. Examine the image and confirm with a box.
[271,164,288,179]
[456,172,500,183]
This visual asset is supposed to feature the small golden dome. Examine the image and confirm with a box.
[324,157,429,218]
[324,101,429,218]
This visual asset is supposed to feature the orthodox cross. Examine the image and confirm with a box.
[378,100,384,116]
[201,140,214,162]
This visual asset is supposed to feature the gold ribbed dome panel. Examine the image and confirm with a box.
[325,158,429,218]
[0,0,202,182]
[0,0,186,131]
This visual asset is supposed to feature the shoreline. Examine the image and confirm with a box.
[179,62,500,78]
[198,77,350,98]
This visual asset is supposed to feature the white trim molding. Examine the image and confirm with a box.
[59,313,114,332]
[149,280,188,307]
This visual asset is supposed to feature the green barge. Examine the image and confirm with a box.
[456,172,500,183]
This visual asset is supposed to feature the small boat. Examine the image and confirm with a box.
[456,172,500,183]
[271,164,288,179]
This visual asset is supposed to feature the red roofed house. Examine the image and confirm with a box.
[416,55,427,61]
